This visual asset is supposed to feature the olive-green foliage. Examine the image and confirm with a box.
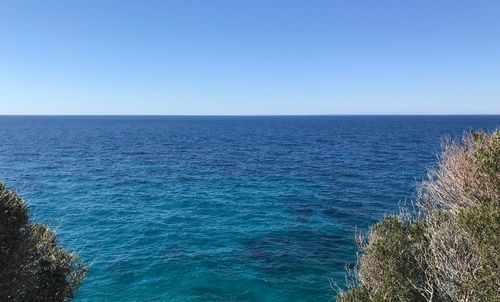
[339,285,370,302]
[355,217,428,302]
[337,130,500,302]
[338,217,434,302]
[455,201,499,299]
[0,183,87,301]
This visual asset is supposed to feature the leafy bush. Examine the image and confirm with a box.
[0,182,87,301]
[337,130,500,301]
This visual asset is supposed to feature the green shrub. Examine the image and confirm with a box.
[0,182,87,301]
[337,130,500,301]
[354,216,428,301]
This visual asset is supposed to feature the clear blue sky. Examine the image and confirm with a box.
[1,0,499,115]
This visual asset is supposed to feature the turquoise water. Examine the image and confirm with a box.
[1,116,499,301]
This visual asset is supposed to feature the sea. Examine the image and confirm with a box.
[0,115,498,301]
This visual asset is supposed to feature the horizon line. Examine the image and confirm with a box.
[1,114,500,117]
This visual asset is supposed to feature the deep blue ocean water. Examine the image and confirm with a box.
[0,116,499,301]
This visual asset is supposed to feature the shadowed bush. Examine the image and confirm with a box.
[337,129,500,301]
[0,182,87,301]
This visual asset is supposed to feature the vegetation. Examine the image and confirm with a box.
[0,182,87,301]
[337,130,500,301]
